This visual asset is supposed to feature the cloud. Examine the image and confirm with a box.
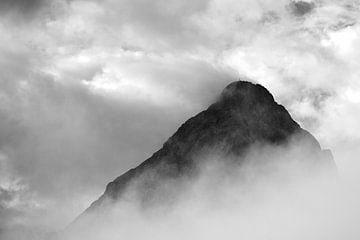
[0,0,50,22]
[0,0,45,12]
[1,0,360,238]
[288,1,315,16]
[61,140,346,240]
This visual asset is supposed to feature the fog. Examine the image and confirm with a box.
[57,136,360,240]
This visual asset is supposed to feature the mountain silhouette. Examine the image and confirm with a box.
[76,80,334,216]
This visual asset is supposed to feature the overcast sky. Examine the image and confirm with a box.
[1,0,360,236]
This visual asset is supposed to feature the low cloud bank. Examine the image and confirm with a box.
[59,137,353,240]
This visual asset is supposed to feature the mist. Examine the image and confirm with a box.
[59,136,358,240]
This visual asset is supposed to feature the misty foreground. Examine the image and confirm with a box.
[61,81,340,240]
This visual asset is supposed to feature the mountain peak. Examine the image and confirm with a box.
[220,81,274,103]
[76,80,334,218]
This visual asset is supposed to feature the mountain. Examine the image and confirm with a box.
[78,80,334,216]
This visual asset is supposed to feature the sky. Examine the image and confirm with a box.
[1,0,360,238]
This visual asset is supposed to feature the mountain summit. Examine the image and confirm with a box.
[83,80,334,214]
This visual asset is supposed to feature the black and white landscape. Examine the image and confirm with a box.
[1,1,360,239]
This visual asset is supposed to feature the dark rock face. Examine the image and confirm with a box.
[85,81,334,213]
